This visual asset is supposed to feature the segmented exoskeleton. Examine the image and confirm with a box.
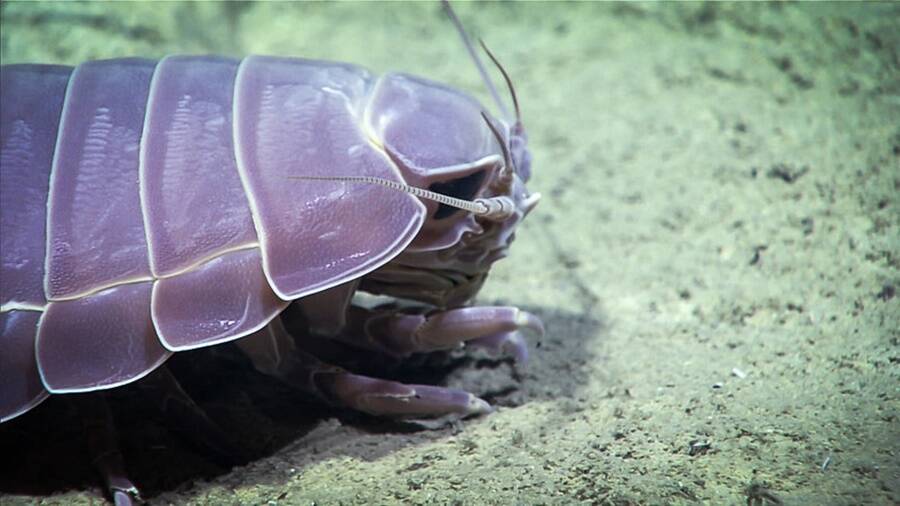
[1,2,541,503]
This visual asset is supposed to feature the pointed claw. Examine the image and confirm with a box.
[515,309,545,337]
[467,395,494,416]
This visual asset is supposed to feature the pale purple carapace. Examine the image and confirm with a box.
[1,64,71,420]
[0,49,537,422]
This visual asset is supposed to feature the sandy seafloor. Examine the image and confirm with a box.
[1,1,898,505]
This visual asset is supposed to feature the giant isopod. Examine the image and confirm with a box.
[0,2,542,502]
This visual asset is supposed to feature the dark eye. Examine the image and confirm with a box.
[428,170,486,220]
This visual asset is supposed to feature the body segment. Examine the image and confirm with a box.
[1,64,72,420]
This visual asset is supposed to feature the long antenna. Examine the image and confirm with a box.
[288,175,516,221]
[441,0,510,120]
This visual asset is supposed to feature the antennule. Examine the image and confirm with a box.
[441,0,510,120]
[481,111,514,184]
[289,175,515,221]
[479,38,521,124]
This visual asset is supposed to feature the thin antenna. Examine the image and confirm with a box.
[479,39,521,124]
[480,111,514,182]
[289,175,515,221]
[441,0,511,120]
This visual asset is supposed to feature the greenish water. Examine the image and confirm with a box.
[2,2,898,504]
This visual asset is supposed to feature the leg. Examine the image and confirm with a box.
[138,366,250,464]
[237,319,491,420]
[335,305,543,363]
[294,279,359,337]
[72,394,140,506]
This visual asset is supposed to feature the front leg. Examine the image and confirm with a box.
[335,305,544,364]
[236,318,491,420]
[237,281,543,420]
[291,280,544,363]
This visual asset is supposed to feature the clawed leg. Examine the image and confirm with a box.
[237,319,491,421]
[339,305,543,363]
[72,394,141,506]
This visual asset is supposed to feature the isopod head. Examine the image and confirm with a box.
[360,74,539,307]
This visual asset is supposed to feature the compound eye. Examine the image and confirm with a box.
[427,170,487,219]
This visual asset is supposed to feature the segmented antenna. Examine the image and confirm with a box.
[289,175,515,221]
[441,0,511,120]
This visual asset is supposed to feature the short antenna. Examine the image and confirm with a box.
[479,38,521,124]
[442,0,511,120]
[481,111,514,182]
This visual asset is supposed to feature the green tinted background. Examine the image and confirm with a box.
[2,2,898,504]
